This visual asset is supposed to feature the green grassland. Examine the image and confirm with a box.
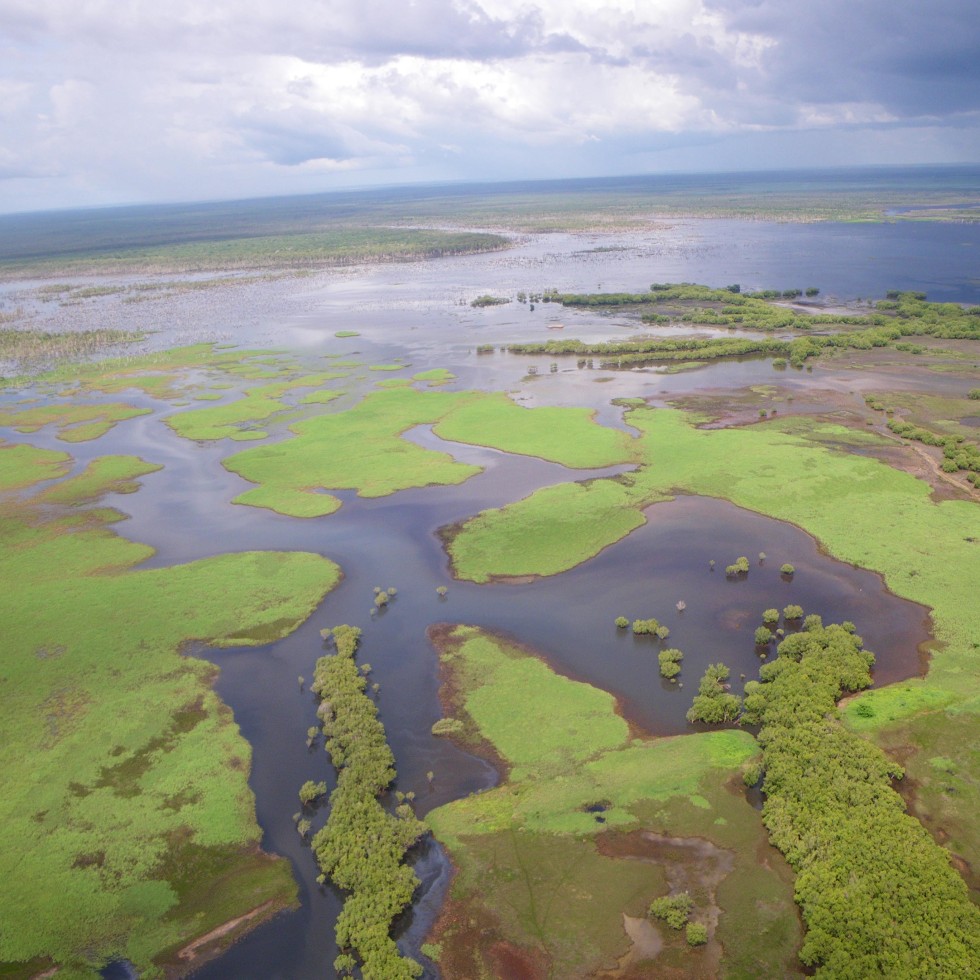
[431,394,633,468]
[0,441,341,977]
[165,372,350,442]
[0,401,150,442]
[224,386,634,518]
[427,626,801,977]
[37,455,163,505]
[443,403,980,910]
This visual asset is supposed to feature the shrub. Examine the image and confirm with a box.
[686,664,742,723]
[632,618,660,635]
[754,626,773,646]
[649,892,693,929]
[803,613,823,632]
[655,624,671,640]
[687,923,708,946]
[762,608,779,624]
[614,616,630,629]
[431,718,465,736]
[299,780,327,805]
[659,648,684,679]
[780,563,795,575]
[783,604,804,620]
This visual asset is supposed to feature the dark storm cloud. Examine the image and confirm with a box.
[707,0,980,117]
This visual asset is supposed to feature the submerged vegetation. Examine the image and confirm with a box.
[310,626,426,979]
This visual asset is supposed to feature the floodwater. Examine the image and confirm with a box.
[2,218,965,979]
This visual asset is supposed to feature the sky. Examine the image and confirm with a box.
[1,0,978,213]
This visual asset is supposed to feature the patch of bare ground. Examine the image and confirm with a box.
[595,832,734,979]
[427,891,550,980]
[167,900,277,977]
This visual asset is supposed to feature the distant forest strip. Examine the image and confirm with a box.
[508,287,980,367]
[1,169,976,258]
[737,620,980,976]
[0,227,509,278]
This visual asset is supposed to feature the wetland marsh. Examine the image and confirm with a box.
[2,171,980,978]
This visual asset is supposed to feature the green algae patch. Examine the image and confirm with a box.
[0,441,71,490]
[38,455,163,505]
[433,393,634,467]
[334,330,360,338]
[427,626,799,977]
[0,454,341,976]
[374,377,412,389]
[369,363,406,372]
[0,402,150,442]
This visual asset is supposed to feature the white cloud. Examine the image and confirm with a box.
[0,0,975,211]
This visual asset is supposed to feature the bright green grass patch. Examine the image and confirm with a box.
[412,368,455,386]
[369,363,406,372]
[374,378,412,388]
[38,456,162,505]
[0,441,70,490]
[443,630,629,781]
[428,626,757,844]
[433,393,634,467]
[299,389,344,405]
[447,477,656,582]
[0,444,341,976]
[0,402,150,442]
[165,374,347,442]
[446,407,980,720]
[166,388,287,441]
[224,387,486,515]
[9,344,278,399]
[334,331,360,338]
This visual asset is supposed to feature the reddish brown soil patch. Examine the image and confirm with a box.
[427,889,551,979]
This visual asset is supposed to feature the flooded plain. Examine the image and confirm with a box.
[2,218,969,978]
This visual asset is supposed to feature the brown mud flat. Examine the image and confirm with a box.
[164,899,284,978]
[425,891,550,980]
[595,831,733,979]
